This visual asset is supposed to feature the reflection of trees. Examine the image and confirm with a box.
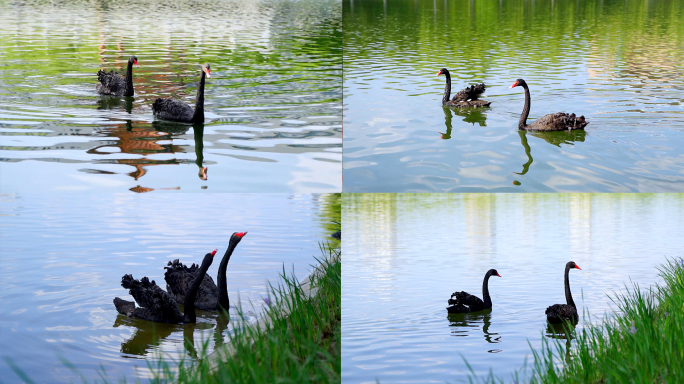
[344,0,684,94]
[87,120,188,180]
[315,193,342,246]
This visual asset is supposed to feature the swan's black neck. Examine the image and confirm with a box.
[183,253,213,323]
[191,71,206,123]
[442,71,452,105]
[482,270,495,308]
[519,82,531,129]
[217,239,238,311]
[564,265,576,308]
[124,60,134,97]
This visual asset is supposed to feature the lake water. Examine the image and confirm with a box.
[0,193,340,383]
[0,0,341,193]
[342,193,684,383]
[343,0,684,192]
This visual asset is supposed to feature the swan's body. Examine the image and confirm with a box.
[437,68,490,107]
[152,64,211,123]
[97,56,138,97]
[163,232,246,312]
[164,259,219,311]
[510,79,588,131]
[447,269,500,313]
[113,250,216,323]
[546,261,581,323]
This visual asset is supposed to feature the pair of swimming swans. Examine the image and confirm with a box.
[113,232,246,324]
[447,261,582,324]
[97,55,210,123]
[437,68,589,132]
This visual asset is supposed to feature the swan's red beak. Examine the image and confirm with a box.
[211,249,218,256]
[134,59,138,67]
[510,81,518,89]
[206,68,211,78]
[496,272,501,277]
[201,167,207,180]
[575,265,581,270]
[235,232,247,238]
[437,70,443,76]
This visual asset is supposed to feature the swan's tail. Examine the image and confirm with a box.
[113,297,135,316]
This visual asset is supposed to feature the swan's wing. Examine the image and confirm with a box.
[164,259,197,303]
[97,70,125,95]
[152,98,194,122]
[529,112,588,131]
[164,259,219,311]
[451,83,486,101]
[545,304,578,319]
[450,291,484,308]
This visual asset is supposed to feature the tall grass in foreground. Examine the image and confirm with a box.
[529,258,684,384]
[164,243,341,384]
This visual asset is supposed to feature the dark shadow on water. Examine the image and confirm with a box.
[151,120,192,135]
[439,106,488,139]
[530,130,587,147]
[213,309,231,348]
[193,124,208,180]
[513,130,534,176]
[97,97,133,114]
[113,314,214,360]
[545,319,578,363]
[513,130,586,183]
[447,309,501,346]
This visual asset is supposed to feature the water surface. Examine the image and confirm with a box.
[0,193,340,383]
[343,0,684,192]
[0,0,341,193]
[342,193,684,383]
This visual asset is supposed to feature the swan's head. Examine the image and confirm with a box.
[509,78,527,89]
[199,166,207,180]
[230,231,247,245]
[202,64,211,78]
[488,269,501,278]
[567,261,581,270]
[129,56,138,67]
[437,68,449,76]
[208,249,218,258]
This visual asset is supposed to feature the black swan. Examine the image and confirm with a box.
[113,249,216,323]
[447,269,501,313]
[545,261,582,323]
[437,68,490,107]
[510,79,589,131]
[152,64,211,123]
[164,232,247,312]
[97,56,138,97]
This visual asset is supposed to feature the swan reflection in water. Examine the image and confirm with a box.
[545,320,578,363]
[512,130,587,183]
[152,122,208,181]
[97,96,133,114]
[447,309,501,347]
[439,106,488,139]
[113,310,231,359]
